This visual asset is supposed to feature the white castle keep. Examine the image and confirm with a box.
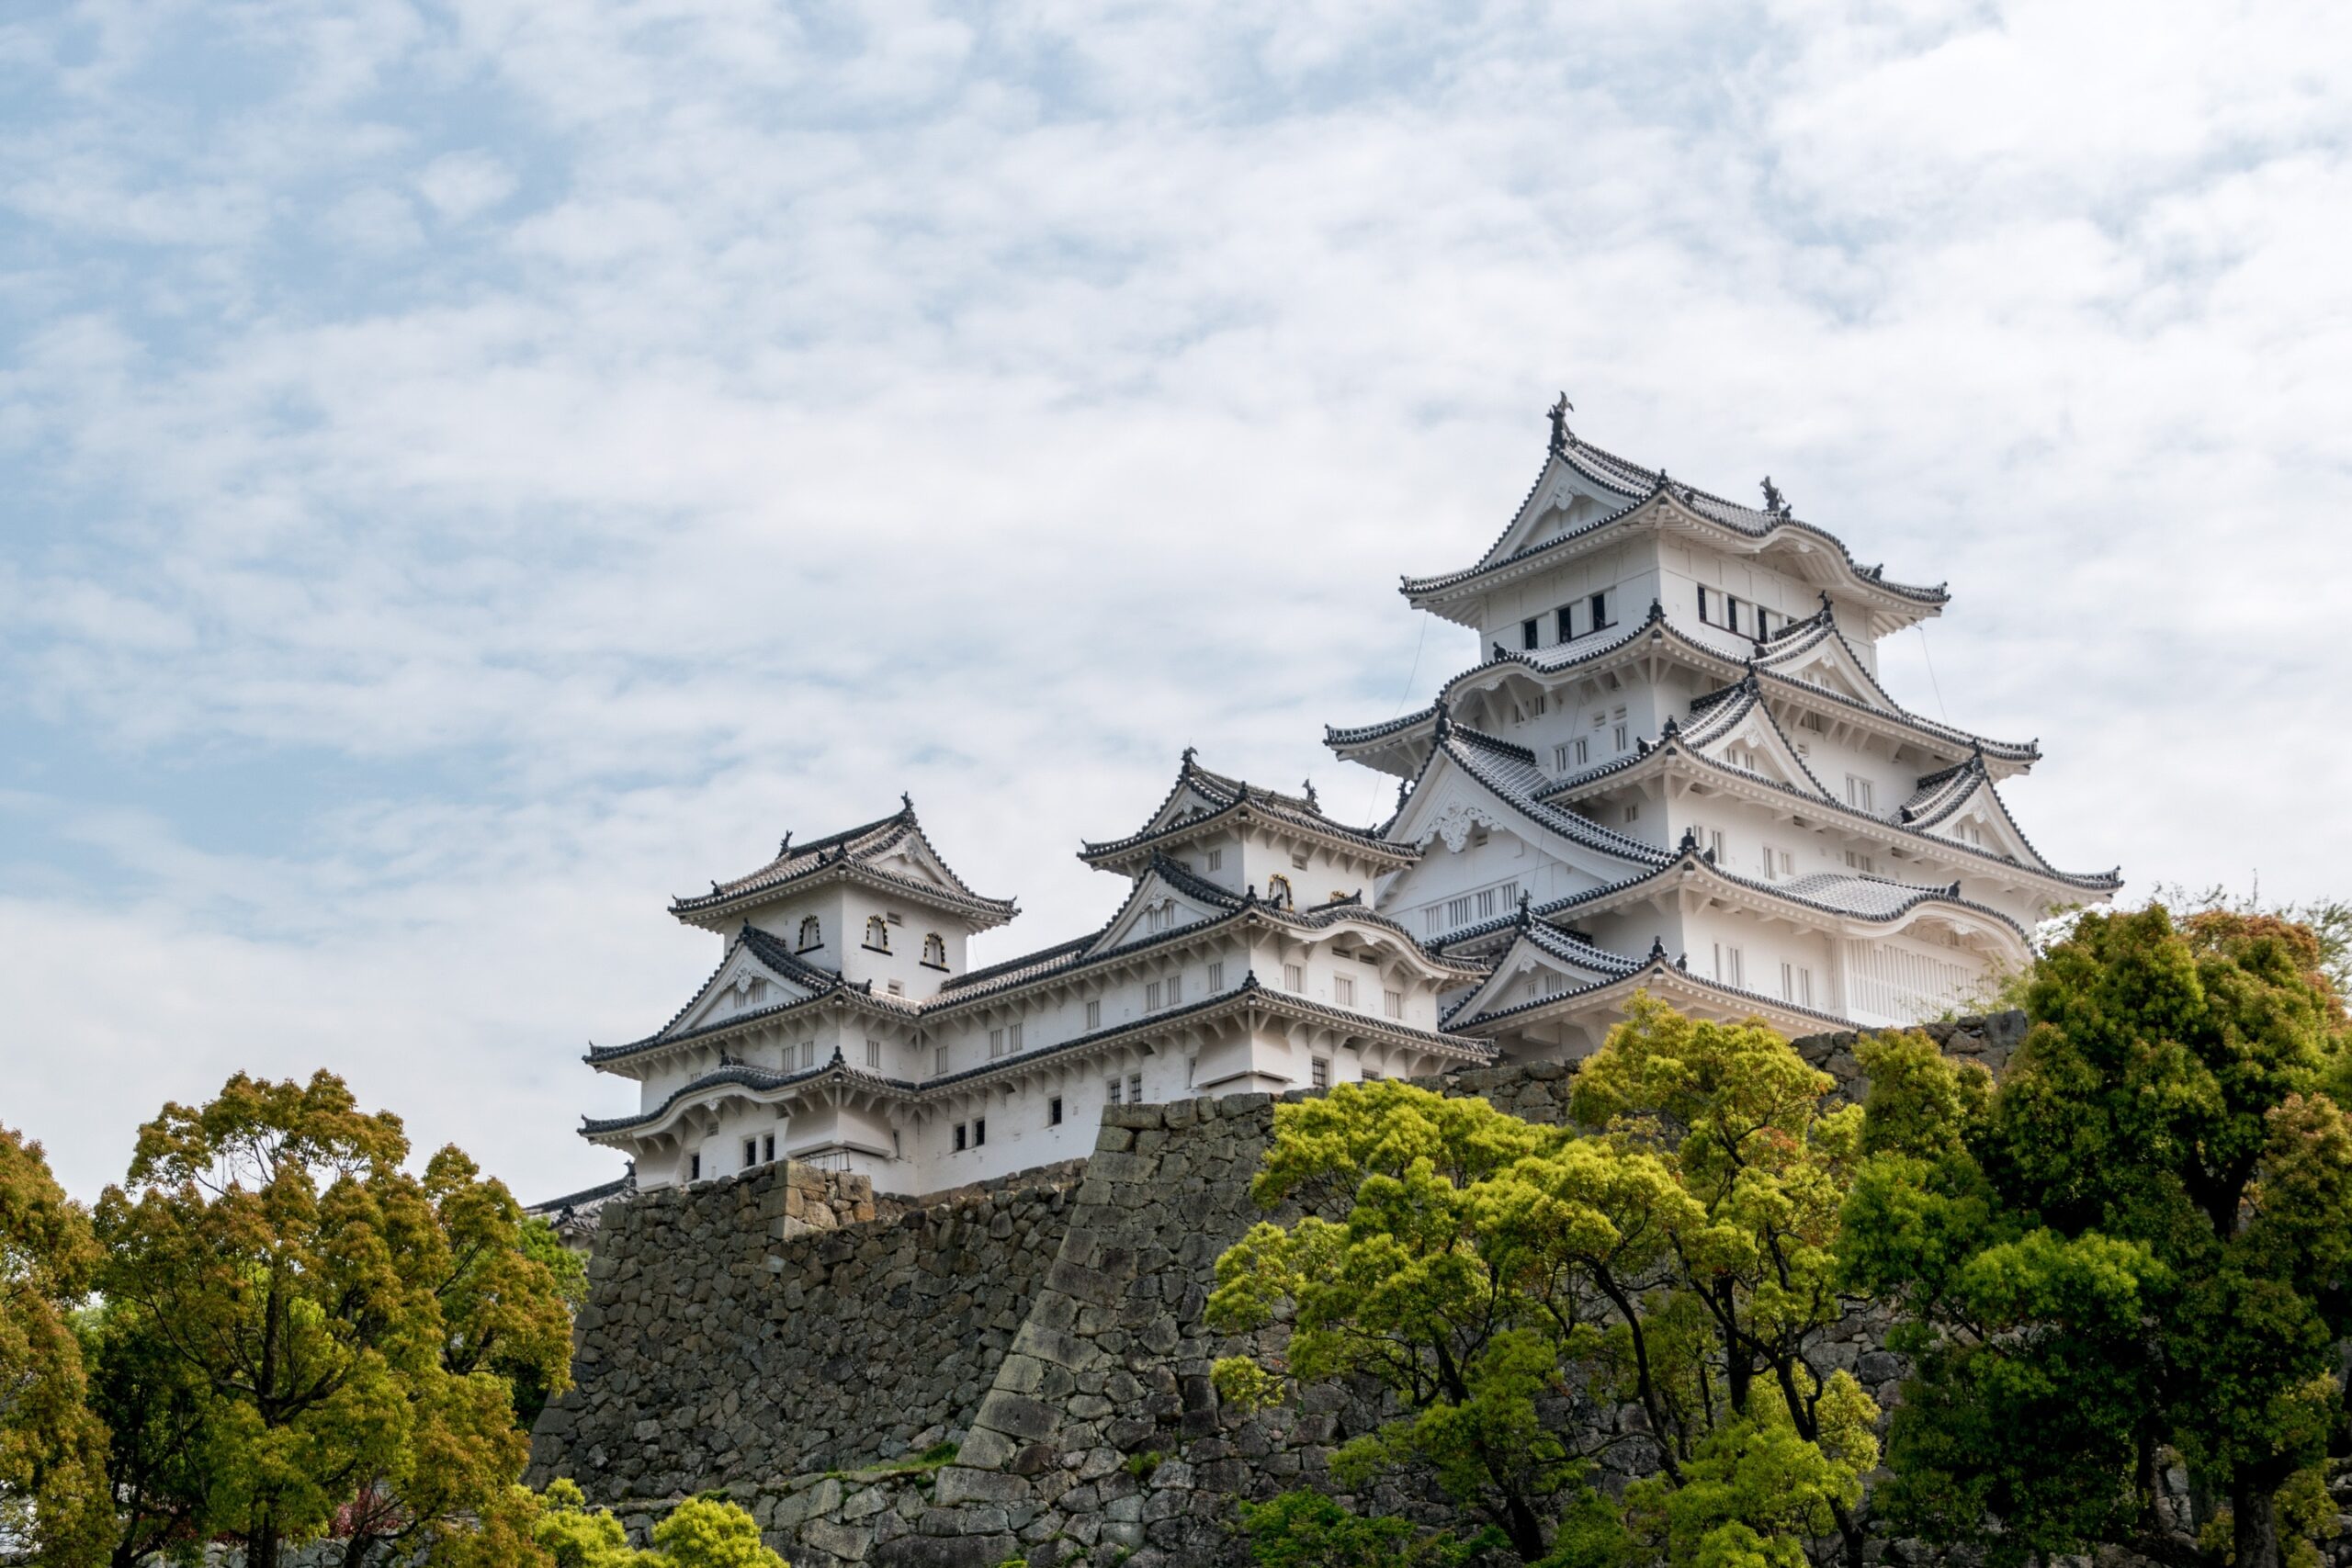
[560,407,2117,1204]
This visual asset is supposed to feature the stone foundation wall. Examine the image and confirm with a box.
[535,1015,2029,1567]
[530,1158,1088,1495]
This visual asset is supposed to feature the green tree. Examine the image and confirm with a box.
[0,1124,110,1567]
[1208,997,1878,1566]
[91,1071,572,1568]
[1843,906,2352,1568]
[80,1297,226,1566]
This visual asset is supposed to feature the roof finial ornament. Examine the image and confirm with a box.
[1181,745,1197,769]
[1302,778,1319,811]
[1515,890,1532,931]
[899,791,915,815]
[1760,476,1790,519]
[776,831,792,857]
[1430,694,1453,741]
[1546,391,1573,455]
[1647,935,1669,963]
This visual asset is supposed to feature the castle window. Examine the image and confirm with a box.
[1846,850,1877,874]
[1727,596,1743,635]
[886,910,903,925]
[1363,1067,1382,1081]
[922,932,947,967]
[797,915,821,951]
[1310,1057,1329,1089]
[1167,975,1182,1006]
[1333,976,1355,1008]
[1009,1021,1023,1050]
[1048,1096,1063,1126]
[1283,963,1305,993]
[1781,963,1814,1007]
[973,1118,986,1146]
[1521,618,1539,650]
[1127,1073,1142,1102]
[1845,775,1875,812]
[1106,1077,1122,1105]
[954,1122,967,1152]
[800,1040,817,1069]
[989,1028,1006,1057]
[1085,998,1101,1029]
[763,1133,775,1162]
[1146,981,1162,1011]
[1758,608,1776,637]
[1206,960,1224,990]
[1590,591,1612,629]
[887,979,903,996]
[1556,604,1575,642]
[1554,743,1570,772]
[1424,908,1442,934]
[690,1154,702,1180]
[865,1038,881,1068]
[1291,851,1308,870]
[1713,943,1745,987]
[1205,848,1223,872]
[743,1137,757,1168]
[1445,896,1472,927]
[1700,829,1724,861]
[863,916,890,952]
[1384,989,1404,1019]
[933,1045,948,1075]
[1268,874,1293,909]
[1697,586,1712,623]
[1623,804,1639,823]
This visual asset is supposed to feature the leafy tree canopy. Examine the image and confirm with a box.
[1210,997,1879,1566]
[0,1124,110,1566]
[1844,906,2352,1568]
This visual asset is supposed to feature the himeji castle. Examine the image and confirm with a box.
[558,404,2116,1203]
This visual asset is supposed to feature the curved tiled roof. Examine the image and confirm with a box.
[1448,951,1855,1035]
[1327,603,2036,771]
[1399,433,1948,606]
[928,853,1480,1014]
[1386,717,1671,869]
[670,799,1018,925]
[1080,750,1405,864]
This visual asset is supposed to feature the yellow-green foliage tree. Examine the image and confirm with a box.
[0,1124,110,1567]
[436,1481,788,1568]
[1208,997,1880,1567]
[90,1071,574,1568]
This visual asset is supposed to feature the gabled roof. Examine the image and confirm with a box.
[1397,421,1948,615]
[582,1050,921,1141]
[1325,600,2037,781]
[1446,956,1856,1040]
[922,853,1483,1016]
[1080,750,1411,872]
[1440,908,1645,1028]
[1383,715,1671,870]
[669,797,1018,930]
[1510,725,2115,897]
[1432,830,2035,953]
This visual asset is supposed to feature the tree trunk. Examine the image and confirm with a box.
[1830,1496,1868,1568]
[1499,1490,1548,1562]
[249,1507,282,1568]
[2232,1474,2282,1568]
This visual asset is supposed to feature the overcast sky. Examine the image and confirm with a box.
[4,0,2346,1201]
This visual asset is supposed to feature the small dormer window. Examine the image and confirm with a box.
[797,915,821,952]
[864,915,890,952]
[1521,617,1539,650]
[1267,874,1294,910]
[922,932,947,967]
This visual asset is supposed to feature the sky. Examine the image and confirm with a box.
[3,0,2347,1202]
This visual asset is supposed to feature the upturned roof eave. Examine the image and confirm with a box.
[670,858,1020,931]
[1399,492,1948,616]
[1076,796,1416,870]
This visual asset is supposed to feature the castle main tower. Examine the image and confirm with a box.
[1333,401,2118,1059]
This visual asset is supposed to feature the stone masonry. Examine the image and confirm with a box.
[532,1016,2029,1567]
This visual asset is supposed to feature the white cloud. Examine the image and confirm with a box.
[1,0,2346,1199]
